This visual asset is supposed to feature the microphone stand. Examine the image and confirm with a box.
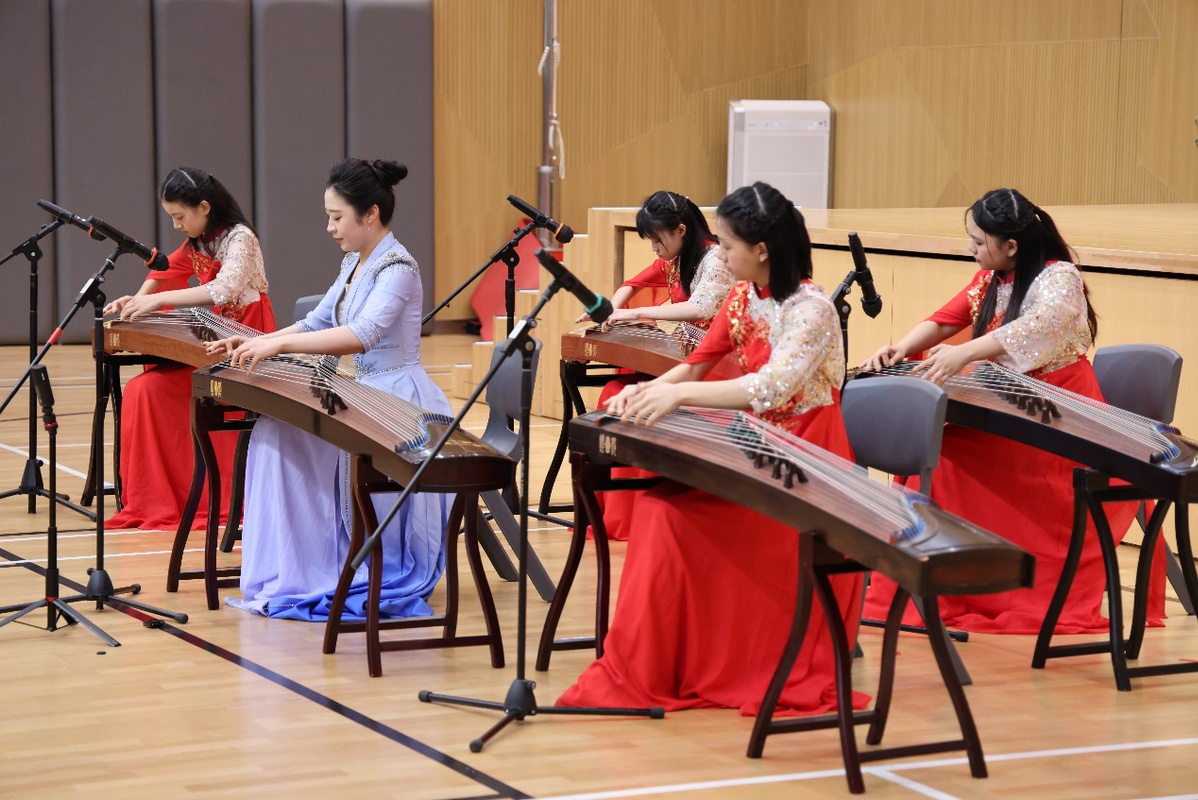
[0,367,120,646]
[0,219,92,519]
[350,278,664,752]
[0,245,188,628]
[421,219,539,332]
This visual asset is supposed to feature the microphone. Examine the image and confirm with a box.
[30,365,55,411]
[848,231,883,319]
[86,216,170,270]
[507,194,574,243]
[37,199,106,241]
[533,247,612,323]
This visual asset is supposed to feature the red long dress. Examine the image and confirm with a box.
[595,243,735,541]
[106,225,276,531]
[559,281,869,716]
[863,263,1162,634]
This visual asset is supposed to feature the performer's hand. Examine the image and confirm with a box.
[617,382,683,426]
[103,295,133,316]
[206,335,249,356]
[574,311,592,323]
[861,344,905,372]
[114,294,164,321]
[604,381,647,416]
[228,337,282,375]
[912,343,971,386]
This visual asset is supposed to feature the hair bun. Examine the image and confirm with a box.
[371,160,408,187]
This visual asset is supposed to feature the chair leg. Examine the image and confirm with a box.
[166,436,206,593]
[480,488,556,601]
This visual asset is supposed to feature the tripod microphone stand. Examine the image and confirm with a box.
[349,260,662,752]
[0,218,93,519]
[0,366,119,645]
[0,244,188,629]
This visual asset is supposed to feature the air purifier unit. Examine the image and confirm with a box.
[727,99,832,209]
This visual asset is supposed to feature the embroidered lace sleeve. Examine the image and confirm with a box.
[686,246,736,319]
[991,261,1092,373]
[741,288,843,414]
[205,225,267,307]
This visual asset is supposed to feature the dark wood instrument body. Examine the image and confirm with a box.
[191,365,514,493]
[560,324,691,375]
[899,372,1198,503]
[102,317,223,368]
[568,411,1033,599]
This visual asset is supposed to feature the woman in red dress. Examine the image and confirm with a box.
[557,182,866,716]
[104,167,276,531]
[584,190,736,540]
[861,188,1156,634]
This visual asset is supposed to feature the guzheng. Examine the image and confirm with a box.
[103,308,261,368]
[191,357,513,492]
[560,321,703,376]
[859,361,1198,502]
[570,408,1033,597]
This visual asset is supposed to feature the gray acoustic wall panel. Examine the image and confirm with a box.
[0,0,57,342]
[252,0,346,326]
[345,0,434,316]
[153,0,255,248]
[52,0,158,343]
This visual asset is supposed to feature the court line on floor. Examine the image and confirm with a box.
[0,542,532,800]
[532,737,1198,800]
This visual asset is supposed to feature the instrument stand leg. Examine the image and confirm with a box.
[352,281,666,750]
[0,226,95,521]
[0,366,119,646]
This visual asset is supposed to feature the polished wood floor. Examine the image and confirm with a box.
[1,338,1197,800]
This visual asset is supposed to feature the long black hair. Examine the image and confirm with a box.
[327,158,408,225]
[967,188,1097,340]
[159,166,255,245]
[715,182,811,301]
[635,190,714,294]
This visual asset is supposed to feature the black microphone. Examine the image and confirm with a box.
[534,248,612,323]
[86,216,170,270]
[848,231,883,319]
[37,199,106,241]
[507,194,574,243]
[30,365,55,410]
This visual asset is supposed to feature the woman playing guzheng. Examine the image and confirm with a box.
[580,190,734,328]
[860,187,1159,634]
[104,167,276,532]
[206,158,452,622]
[582,191,736,540]
[557,181,867,716]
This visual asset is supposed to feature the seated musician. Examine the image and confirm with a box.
[206,158,453,622]
[582,189,734,329]
[104,167,276,532]
[582,190,736,540]
[860,188,1162,634]
[557,182,867,716]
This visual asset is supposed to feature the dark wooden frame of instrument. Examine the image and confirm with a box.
[540,324,742,515]
[539,411,1035,793]
[85,316,229,509]
[180,363,515,676]
[889,367,1198,690]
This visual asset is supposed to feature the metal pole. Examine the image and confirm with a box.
[537,0,559,248]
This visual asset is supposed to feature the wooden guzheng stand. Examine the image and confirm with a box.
[546,408,1034,793]
[188,360,515,677]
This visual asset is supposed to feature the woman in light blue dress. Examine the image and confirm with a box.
[207,158,452,621]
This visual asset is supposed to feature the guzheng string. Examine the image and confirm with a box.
[572,320,702,355]
[605,406,929,542]
[867,361,1179,461]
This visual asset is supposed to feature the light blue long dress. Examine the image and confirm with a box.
[229,232,453,621]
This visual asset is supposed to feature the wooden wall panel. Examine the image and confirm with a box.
[434,0,1197,323]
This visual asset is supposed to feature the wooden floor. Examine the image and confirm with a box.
[1,337,1197,800]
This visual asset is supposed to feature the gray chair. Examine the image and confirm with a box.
[475,337,556,602]
[841,375,972,684]
[1092,344,1192,614]
[292,293,324,325]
